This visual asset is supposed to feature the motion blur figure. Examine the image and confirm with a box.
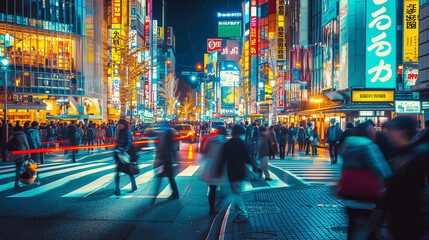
[153,128,179,203]
[218,125,259,223]
[200,126,227,214]
[258,127,272,180]
[384,116,429,240]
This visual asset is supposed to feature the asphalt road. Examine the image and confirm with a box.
[0,143,338,240]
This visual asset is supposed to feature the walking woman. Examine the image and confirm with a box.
[200,126,227,214]
[113,119,137,196]
[153,128,179,202]
[9,126,31,188]
[310,126,320,155]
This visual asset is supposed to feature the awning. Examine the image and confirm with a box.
[296,103,394,115]
[0,102,47,110]
[57,115,102,120]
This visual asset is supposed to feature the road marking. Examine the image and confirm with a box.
[266,171,288,188]
[8,163,113,198]
[177,166,200,176]
[62,164,151,198]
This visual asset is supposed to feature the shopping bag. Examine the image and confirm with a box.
[337,169,383,202]
[24,160,38,176]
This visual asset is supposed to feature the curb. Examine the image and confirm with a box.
[218,204,231,240]
[205,203,231,240]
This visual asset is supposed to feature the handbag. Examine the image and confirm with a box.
[24,160,38,176]
[129,162,140,175]
[337,169,383,202]
[117,151,130,164]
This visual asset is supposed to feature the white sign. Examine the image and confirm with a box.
[220,71,239,87]
[395,100,421,114]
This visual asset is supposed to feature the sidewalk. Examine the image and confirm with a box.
[221,186,374,240]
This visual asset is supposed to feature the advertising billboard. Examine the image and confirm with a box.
[220,70,240,87]
[404,66,418,90]
[395,100,421,114]
[221,87,235,107]
[278,71,285,108]
[207,39,222,52]
[220,40,240,62]
[403,0,419,63]
[352,91,394,102]
[218,20,242,38]
[366,0,396,88]
[250,0,258,55]
[277,0,285,61]
[323,22,333,89]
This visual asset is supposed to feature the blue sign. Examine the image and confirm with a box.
[365,0,396,88]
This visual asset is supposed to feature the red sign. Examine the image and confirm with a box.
[278,71,285,108]
[112,0,122,29]
[207,39,222,52]
[144,82,149,108]
[144,16,150,46]
[250,0,258,55]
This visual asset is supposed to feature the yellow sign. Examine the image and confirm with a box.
[158,27,164,39]
[403,0,419,63]
[277,0,285,61]
[352,91,394,102]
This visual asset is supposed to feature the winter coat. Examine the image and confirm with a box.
[218,138,258,182]
[10,131,30,163]
[96,127,106,139]
[27,128,41,163]
[106,126,114,138]
[305,126,312,140]
[310,130,320,146]
[154,129,177,177]
[200,134,226,185]
[259,134,272,158]
[277,127,288,144]
[288,127,297,143]
[298,127,305,142]
[339,136,392,180]
[325,125,343,143]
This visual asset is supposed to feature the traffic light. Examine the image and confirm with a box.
[190,75,197,82]
[196,63,203,71]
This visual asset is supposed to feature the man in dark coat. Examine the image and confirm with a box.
[218,125,259,223]
[67,121,78,163]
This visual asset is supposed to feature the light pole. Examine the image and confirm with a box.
[1,47,10,146]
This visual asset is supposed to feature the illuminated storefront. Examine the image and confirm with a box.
[0,0,103,123]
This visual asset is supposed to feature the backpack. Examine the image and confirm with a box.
[6,136,20,151]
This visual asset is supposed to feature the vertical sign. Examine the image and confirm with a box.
[250,0,258,55]
[112,0,122,29]
[366,0,396,89]
[111,0,122,104]
[144,16,150,47]
[277,0,285,61]
[278,71,285,108]
[403,0,419,63]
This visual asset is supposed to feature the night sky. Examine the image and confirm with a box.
[153,0,243,78]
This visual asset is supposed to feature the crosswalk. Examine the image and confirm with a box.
[0,160,341,199]
[270,161,342,186]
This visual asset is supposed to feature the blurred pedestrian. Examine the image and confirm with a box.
[113,119,138,196]
[338,122,354,149]
[200,126,227,214]
[385,116,429,240]
[8,126,30,188]
[96,123,106,145]
[287,123,297,156]
[326,119,343,164]
[298,124,305,150]
[85,124,96,153]
[310,126,320,156]
[245,122,259,160]
[305,122,312,155]
[68,121,78,163]
[338,122,392,239]
[259,126,272,180]
[153,128,179,202]
[27,121,41,184]
[218,125,259,223]
[415,120,429,141]
[268,126,278,159]
[278,126,287,159]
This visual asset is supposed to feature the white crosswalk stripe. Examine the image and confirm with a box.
[270,162,342,186]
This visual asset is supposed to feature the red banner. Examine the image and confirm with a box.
[207,39,222,52]
[278,71,284,108]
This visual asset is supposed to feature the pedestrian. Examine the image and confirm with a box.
[415,120,429,141]
[384,116,429,239]
[85,124,96,153]
[27,121,42,185]
[305,122,312,155]
[96,123,106,145]
[67,121,78,163]
[200,126,227,214]
[338,122,392,239]
[217,125,259,223]
[8,126,31,188]
[278,126,287,159]
[113,119,138,196]
[287,123,297,156]
[46,125,54,148]
[23,121,30,134]
[297,124,305,150]
[268,126,278,159]
[246,122,259,160]
[153,128,179,202]
[62,123,69,155]
[338,122,354,149]
[325,119,343,164]
[258,126,272,180]
[310,126,320,155]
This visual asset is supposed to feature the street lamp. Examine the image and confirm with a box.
[310,97,323,109]
[190,75,197,82]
